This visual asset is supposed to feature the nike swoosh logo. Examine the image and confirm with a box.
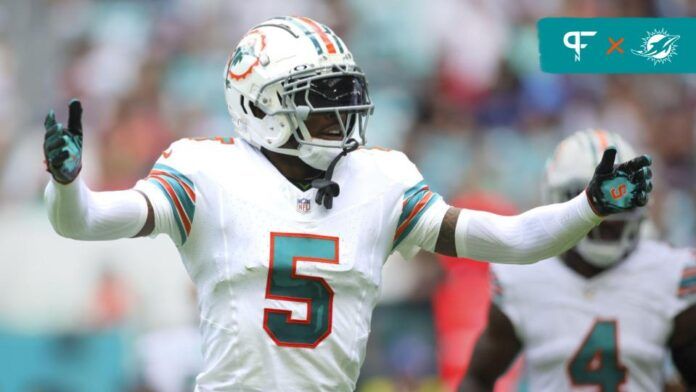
[162,149,172,159]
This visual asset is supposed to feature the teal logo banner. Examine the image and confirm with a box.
[539,18,696,73]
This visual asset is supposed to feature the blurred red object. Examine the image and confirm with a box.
[100,98,172,191]
[91,269,132,328]
[433,192,523,391]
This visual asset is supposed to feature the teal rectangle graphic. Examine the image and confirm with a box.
[539,18,696,73]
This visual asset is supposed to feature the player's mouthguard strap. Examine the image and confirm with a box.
[312,138,359,209]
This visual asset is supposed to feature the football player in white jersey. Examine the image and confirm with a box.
[460,130,696,392]
[43,17,654,391]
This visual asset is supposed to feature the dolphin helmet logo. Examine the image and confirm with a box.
[632,29,680,65]
[227,30,267,81]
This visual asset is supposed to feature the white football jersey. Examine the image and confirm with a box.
[492,240,696,392]
[137,326,202,392]
[134,138,447,391]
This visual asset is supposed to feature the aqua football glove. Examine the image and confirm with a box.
[44,100,83,184]
[586,147,653,216]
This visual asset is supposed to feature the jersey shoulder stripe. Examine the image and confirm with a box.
[146,163,197,244]
[678,252,696,299]
[392,180,442,250]
[153,163,194,188]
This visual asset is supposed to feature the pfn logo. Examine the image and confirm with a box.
[611,184,627,200]
[563,31,597,61]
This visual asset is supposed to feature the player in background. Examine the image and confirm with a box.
[43,17,653,391]
[460,130,696,392]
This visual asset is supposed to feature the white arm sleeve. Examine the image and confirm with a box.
[44,177,148,240]
[455,193,602,264]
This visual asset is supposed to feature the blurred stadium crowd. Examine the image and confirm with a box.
[0,0,694,391]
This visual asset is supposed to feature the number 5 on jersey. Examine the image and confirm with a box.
[263,233,339,348]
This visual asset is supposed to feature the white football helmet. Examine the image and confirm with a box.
[542,129,644,268]
[224,16,374,170]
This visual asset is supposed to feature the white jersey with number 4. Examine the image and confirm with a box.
[134,137,446,391]
[492,240,696,392]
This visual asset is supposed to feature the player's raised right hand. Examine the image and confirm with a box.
[44,99,83,184]
[586,147,653,216]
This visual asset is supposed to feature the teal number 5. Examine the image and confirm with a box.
[567,320,627,391]
[263,233,339,348]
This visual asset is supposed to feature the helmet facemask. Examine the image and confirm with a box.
[257,65,373,169]
[576,214,642,268]
[550,183,643,268]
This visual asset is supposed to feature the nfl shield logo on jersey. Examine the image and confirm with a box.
[297,198,311,214]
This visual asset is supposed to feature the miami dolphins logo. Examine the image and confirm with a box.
[227,30,267,81]
[631,28,680,65]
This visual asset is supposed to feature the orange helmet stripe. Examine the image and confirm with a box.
[594,129,609,150]
[297,16,337,54]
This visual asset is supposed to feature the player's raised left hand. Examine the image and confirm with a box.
[43,99,83,184]
[586,147,653,216]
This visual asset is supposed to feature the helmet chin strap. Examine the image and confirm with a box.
[311,138,360,209]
